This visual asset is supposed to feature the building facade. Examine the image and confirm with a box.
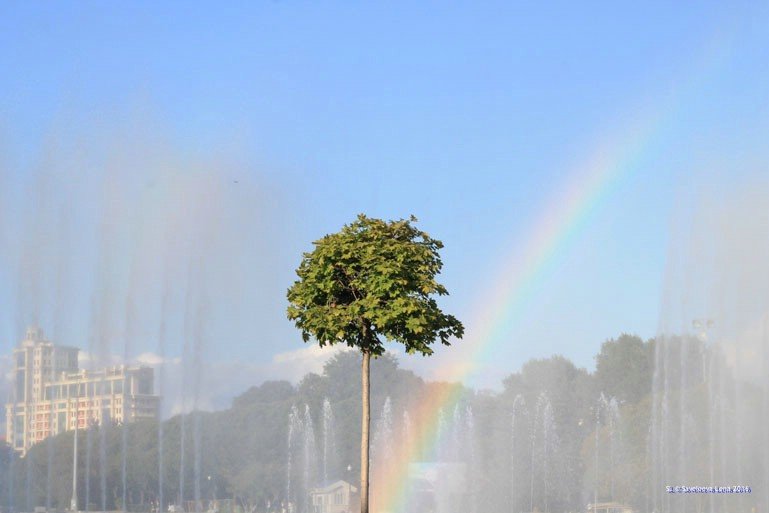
[308,481,359,513]
[5,326,160,455]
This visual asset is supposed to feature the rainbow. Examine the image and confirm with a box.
[373,36,734,513]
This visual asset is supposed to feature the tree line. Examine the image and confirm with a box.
[1,333,668,512]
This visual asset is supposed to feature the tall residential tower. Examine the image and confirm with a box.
[5,327,160,455]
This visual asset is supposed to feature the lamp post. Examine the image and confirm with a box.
[347,465,353,512]
[208,475,217,503]
[693,318,714,383]
[693,318,715,513]
[594,405,599,513]
[71,392,79,512]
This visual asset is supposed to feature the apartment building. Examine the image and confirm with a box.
[5,326,160,455]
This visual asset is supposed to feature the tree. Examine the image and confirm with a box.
[503,356,594,510]
[286,214,463,513]
[594,334,654,403]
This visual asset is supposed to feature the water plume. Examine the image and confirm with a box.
[321,398,337,486]
[651,176,769,513]
[0,114,285,512]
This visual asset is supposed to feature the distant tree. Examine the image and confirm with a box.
[322,351,423,408]
[504,355,594,510]
[286,214,463,513]
[232,381,295,409]
[594,334,654,403]
[0,441,16,509]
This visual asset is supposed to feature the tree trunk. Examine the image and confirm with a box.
[360,350,371,513]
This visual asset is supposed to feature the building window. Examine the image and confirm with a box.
[138,376,151,395]
[16,371,25,401]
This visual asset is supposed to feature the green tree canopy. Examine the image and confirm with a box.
[286,214,464,356]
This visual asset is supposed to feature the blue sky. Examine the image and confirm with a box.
[1,1,768,393]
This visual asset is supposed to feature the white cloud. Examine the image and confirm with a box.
[271,344,347,377]
[124,344,349,417]
[78,350,123,367]
[135,351,180,366]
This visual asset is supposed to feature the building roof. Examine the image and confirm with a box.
[587,502,634,512]
[309,480,358,495]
